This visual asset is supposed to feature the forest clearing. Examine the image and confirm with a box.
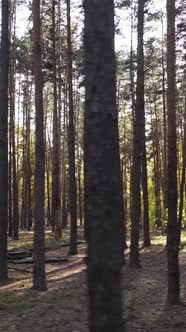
[0,230,186,332]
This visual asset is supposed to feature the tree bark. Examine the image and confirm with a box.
[166,0,180,305]
[161,14,168,211]
[51,0,62,240]
[130,0,145,267]
[0,0,9,282]
[66,0,77,255]
[84,0,125,330]
[178,96,186,243]
[32,0,47,291]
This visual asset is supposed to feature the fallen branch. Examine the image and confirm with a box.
[9,257,69,264]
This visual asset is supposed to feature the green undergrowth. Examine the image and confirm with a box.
[0,290,41,312]
[8,229,186,254]
[8,227,85,252]
[0,284,84,313]
[151,234,166,247]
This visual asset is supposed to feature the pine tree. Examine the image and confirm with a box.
[32,0,47,291]
[84,0,125,330]
[166,0,180,305]
[0,0,9,282]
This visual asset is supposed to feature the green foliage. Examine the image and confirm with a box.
[15,34,32,74]
[0,291,40,312]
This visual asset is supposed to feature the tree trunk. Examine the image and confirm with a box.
[130,0,145,268]
[161,14,168,212]
[139,0,150,248]
[84,0,125,331]
[178,96,186,243]
[27,84,33,231]
[0,0,9,282]
[8,110,13,238]
[62,93,68,229]
[153,102,162,228]
[32,0,47,291]
[66,0,77,255]
[51,0,61,240]
[9,5,19,239]
[166,0,180,305]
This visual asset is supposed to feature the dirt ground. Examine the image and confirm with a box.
[0,234,186,332]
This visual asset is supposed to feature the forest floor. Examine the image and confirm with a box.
[0,229,186,332]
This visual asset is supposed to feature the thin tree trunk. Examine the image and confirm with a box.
[9,4,19,239]
[154,102,162,228]
[32,0,47,291]
[46,131,51,227]
[139,0,150,248]
[8,111,13,237]
[66,0,77,255]
[0,0,9,282]
[76,99,83,227]
[178,96,186,242]
[62,90,68,229]
[166,0,180,305]
[130,0,145,268]
[51,0,61,240]
[161,14,168,211]
[27,81,33,231]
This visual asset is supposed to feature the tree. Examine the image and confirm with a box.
[66,0,78,255]
[9,0,19,240]
[51,0,62,239]
[32,0,47,291]
[178,94,186,242]
[130,0,144,268]
[84,0,125,330]
[0,0,9,282]
[166,0,180,305]
[139,0,150,248]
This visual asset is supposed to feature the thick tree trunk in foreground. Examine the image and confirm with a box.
[84,0,125,331]
[166,0,180,305]
[0,0,9,282]
[32,0,47,291]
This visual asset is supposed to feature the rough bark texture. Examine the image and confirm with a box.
[138,0,150,248]
[166,0,180,305]
[51,0,61,240]
[84,0,125,331]
[9,5,19,238]
[0,0,9,282]
[66,0,77,255]
[130,0,145,267]
[32,0,47,291]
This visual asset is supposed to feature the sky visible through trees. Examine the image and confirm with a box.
[16,0,166,49]
[0,0,186,331]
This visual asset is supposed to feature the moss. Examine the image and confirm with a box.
[0,291,40,312]
[0,284,84,314]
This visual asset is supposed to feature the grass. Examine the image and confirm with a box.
[0,284,84,313]
[0,290,41,312]
[8,227,86,252]
[151,234,166,246]
[8,228,186,255]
